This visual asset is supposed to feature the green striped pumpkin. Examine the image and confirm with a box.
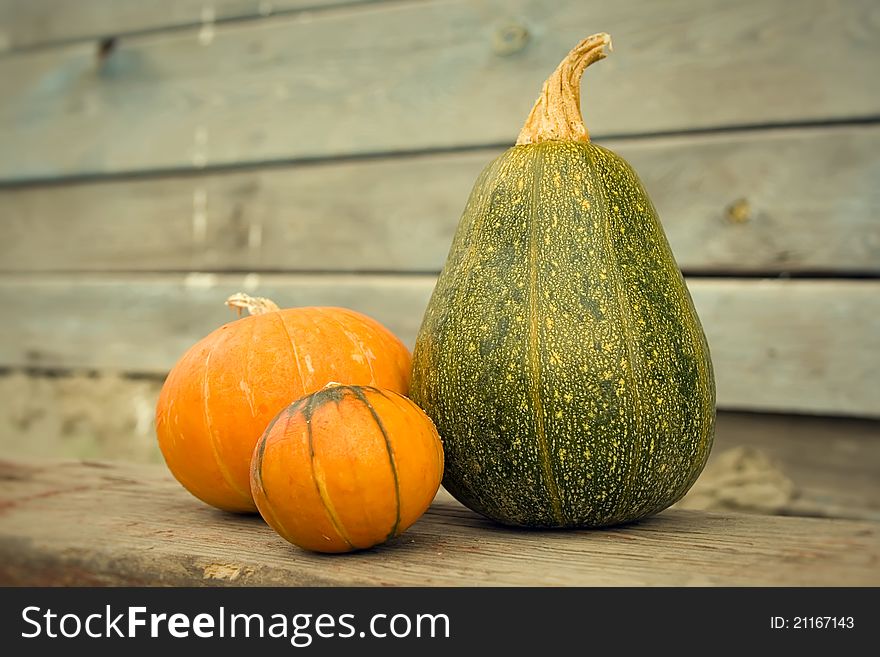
[410,34,715,528]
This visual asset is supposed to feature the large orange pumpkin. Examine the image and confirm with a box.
[251,384,444,553]
[155,294,411,513]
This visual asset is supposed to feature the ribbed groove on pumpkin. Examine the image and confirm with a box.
[351,387,402,541]
[321,308,377,385]
[275,312,308,394]
[241,318,258,417]
[346,309,402,387]
[305,397,356,550]
[252,409,300,543]
[592,149,646,523]
[452,157,508,518]
[527,148,565,525]
[202,337,251,504]
[384,389,444,486]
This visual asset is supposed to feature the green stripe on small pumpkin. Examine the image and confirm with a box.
[349,386,403,541]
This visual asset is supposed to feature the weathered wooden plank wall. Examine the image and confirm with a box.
[3,125,878,275]
[1,276,876,416]
[0,0,382,51]
[1,0,877,181]
[0,0,877,420]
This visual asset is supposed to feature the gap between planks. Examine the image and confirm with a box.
[1,119,878,189]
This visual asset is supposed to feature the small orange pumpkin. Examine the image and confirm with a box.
[156,294,411,513]
[251,384,444,553]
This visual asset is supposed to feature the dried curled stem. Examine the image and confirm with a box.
[516,33,612,145]
[225,292,280,317]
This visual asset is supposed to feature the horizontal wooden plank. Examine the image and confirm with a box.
[1,459,877,585]
[3,367,876,521]
[0,0,877,181]
[3,125,878,274]
[0,1,381,52]
[688,280,880,417]
[0,275,876,416]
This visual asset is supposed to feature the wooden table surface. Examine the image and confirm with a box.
[0,459,877,587]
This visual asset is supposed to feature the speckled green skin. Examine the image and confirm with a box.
[411,141,715,528]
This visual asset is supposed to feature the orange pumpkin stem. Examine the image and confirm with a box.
[516,32,612,146]
[225,292,281,317]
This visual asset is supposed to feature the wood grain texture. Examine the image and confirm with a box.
[688,279,880,417]
[0,0,877,181]
[0,0,382,51]
[0,459,876,586]
[2,368,877,521]
[0,272,434,374]
[3,125,877,274]
[0,275,876,416]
